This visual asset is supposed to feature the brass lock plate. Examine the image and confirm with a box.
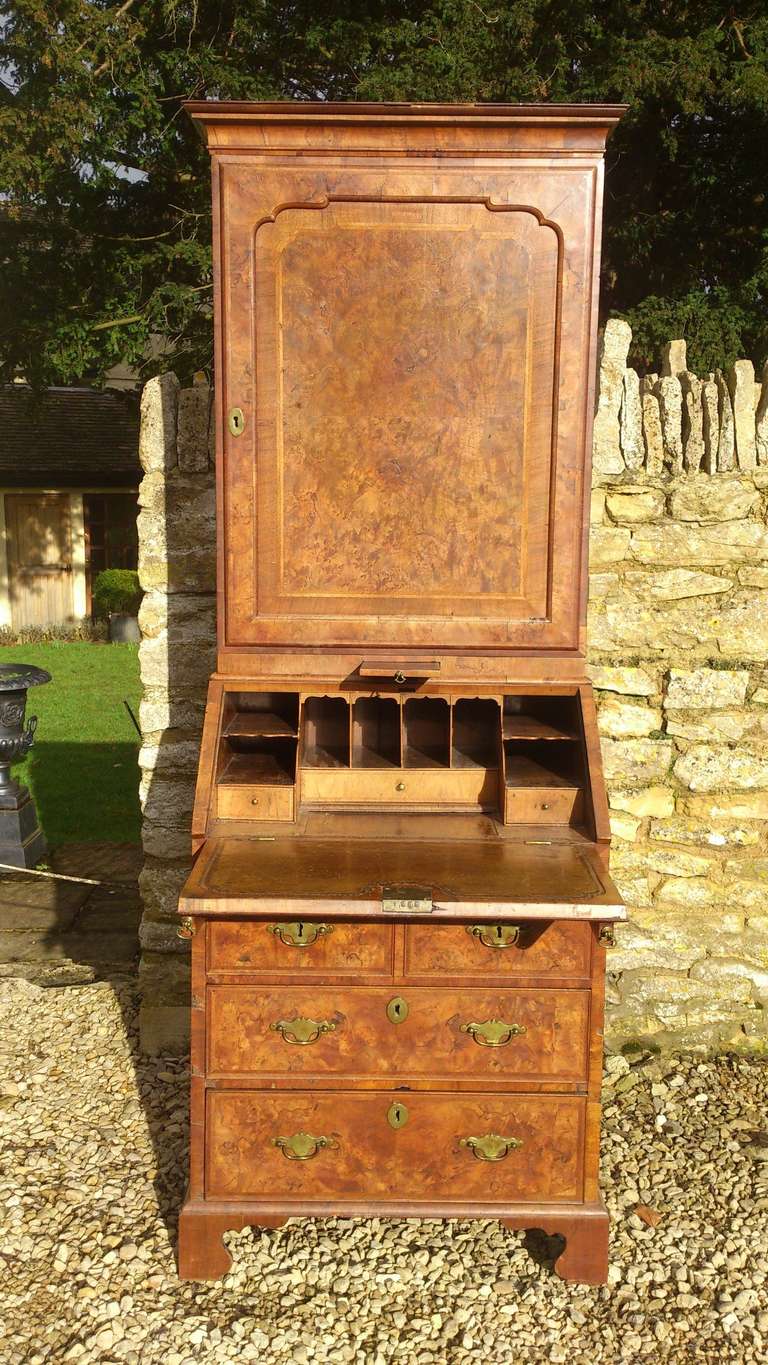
[387,1101,409,1129]
[386,996,409,1024]
[228,406,245,436]
[381,885,433,913]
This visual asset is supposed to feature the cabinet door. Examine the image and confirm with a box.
[218,161,601,652]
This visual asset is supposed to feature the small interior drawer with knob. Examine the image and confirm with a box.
[301,769,497,808]
[504,787,582,825]
[216,785,294,821]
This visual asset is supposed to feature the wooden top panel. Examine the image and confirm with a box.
[187,100,626,155]
[180,836,625,919]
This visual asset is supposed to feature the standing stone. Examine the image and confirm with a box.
[593,319,631,474]
[717,372,736,471]
[755,360,768,465]
[680,372,704,473]
[177,384,212,473]
[661,339,687,378]
[640,380,663,475]
[139,373,180,475]
[656,376,684,473]
[728,359,757,470]
[701,377,720,474]
[620,368,644,470]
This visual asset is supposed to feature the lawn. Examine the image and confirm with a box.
[4,642,142,848]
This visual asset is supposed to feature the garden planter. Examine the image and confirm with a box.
[109,613,141,644]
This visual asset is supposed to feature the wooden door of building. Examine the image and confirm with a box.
[6,494,74,628]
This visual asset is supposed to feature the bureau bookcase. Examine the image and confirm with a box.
[178,101,626,1283]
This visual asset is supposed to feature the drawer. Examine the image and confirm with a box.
[404,920,592,982]
[207,919,394,977]
[206,1089,585,1203]
[216,785,294,821]
[207,985,589,1084]
[505,787,582,824]
[301,768,498,807]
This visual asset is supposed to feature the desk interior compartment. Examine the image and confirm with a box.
[352,697,401,768]
[403,697,450,768]
[218,691,299,791]
[302,697,351,769]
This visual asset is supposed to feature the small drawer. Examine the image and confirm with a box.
[216,785,294,821]
[405,920,592,982]
[206,1089,585,1203]
[207,984,589,1084]
[505,786,582,824]
[301,768,498,807]
[207,919,394,977]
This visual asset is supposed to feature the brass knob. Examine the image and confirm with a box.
[541,802,551,810]
[395,782,406,792]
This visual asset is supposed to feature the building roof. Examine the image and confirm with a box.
[0,385,140,488]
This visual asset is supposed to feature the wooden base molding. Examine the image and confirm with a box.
[178,1197,609,1285]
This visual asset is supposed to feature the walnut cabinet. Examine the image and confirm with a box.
[178,101,626,1284]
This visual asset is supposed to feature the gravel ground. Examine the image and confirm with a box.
[1,976,767,1365]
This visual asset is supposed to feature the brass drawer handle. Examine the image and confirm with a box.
[267,921,333,949]
[177,916,196,940]
[460,1017,526,1047]
[460,1132,523,1162]
[466,923,520,950]
[270,1015,337,1046]
[272,1131,338,1162]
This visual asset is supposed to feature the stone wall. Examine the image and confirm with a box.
[136,326,768,1053]
[136,375,217,1053]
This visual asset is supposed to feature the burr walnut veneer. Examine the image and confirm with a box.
[177,100,626,1284]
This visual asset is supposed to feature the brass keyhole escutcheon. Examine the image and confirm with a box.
[394,671,407,685]
[386,996,408,1024]
[228,406,245,436]
[387,1101,409,1129]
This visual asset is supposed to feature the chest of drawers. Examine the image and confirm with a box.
[177,99,626,1282]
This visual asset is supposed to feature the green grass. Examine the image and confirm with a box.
[3,642,142,847]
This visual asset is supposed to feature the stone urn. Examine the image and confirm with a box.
[0,663,51,867]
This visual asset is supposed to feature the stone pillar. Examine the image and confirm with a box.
[137,375,216,1054]
[592,319,630,475]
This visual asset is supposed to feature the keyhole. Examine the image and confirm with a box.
[387,1100,409,1128]
[386,995,408,1024]
[297,922,304,939]
[495,925,503,943]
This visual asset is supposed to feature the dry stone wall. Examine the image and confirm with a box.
[136,327,768,1053]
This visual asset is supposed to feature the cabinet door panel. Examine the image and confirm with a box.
[219,163,599,652]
